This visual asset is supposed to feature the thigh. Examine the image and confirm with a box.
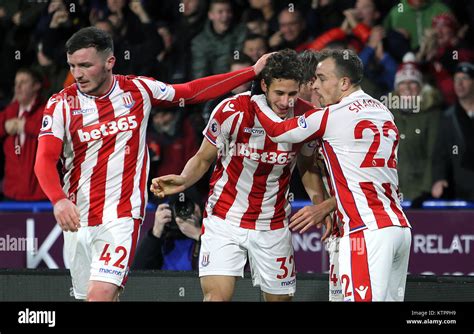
[90,218,141,289]
[199,215,248,278]
[248,227,296,296]
[63,228,91,300]
[387,227,412,301]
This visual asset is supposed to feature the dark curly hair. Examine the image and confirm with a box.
[260,49,304,87]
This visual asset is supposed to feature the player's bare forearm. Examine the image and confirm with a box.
[297,154,325,204]
[180,139,218,189]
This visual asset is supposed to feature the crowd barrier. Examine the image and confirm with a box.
[0,201,473,275]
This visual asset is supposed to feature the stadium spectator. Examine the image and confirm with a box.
[132,192,202,270]
[269,7,311,52]
[247,0,278,35]
[0,1,47,105]
[242,34,268,62]
[383,0,451,50]
[431,62,474,201]
[191,0,246,79]
[390,59,442,205]
[161,0,207,83]
[416,13,474,105]
[0,68,46,201]
[241,7,269,37]
[147,106,199,197]
[252,49,412,301]
[151,49,325,301]
[202,54,254,124]
[34,26,271,302]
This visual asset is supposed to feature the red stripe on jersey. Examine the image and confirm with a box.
[382,183,409,227]
[270,162,291,230]
[212,113,254,220]
[360,182,392,229]
[323,141,365,231]
[87,98,118,225]
[120,218,141,288]
[306,107,330,141]
[117,81,146,218]
[350,230,372,301]
[240,134,276,229]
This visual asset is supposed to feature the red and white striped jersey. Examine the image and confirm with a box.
[203,92,316,231]
[252,90,411,236]
[39,75,177,226]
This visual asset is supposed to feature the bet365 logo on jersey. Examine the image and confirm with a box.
[77,115,138,142]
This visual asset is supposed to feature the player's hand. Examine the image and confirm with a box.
[289,197,335,235]
[252,52,276,75]
[150,175,186,198]
[431,180,448,198]
[152,203,172,238]
[54,199,80,232]
[320,215,332,242]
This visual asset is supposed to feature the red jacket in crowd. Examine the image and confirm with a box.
[0,97,47,200]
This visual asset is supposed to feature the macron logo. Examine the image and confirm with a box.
[78,115,138,142]
[355,285,369,300]
[18,308,56,327]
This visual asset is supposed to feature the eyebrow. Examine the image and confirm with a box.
[67,61,92,66]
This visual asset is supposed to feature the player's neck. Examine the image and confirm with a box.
[89,75,114,97]
[339,86,360,101]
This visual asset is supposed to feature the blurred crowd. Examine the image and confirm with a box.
[0,0,473,206]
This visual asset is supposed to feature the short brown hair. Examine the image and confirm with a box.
[319,49,363,85]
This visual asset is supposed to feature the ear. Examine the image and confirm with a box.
[260,79,267,93]
[105,55,116,71]
[340,77,351,92]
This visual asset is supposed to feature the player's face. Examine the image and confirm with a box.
[299,75,322,107]
[261,78,299,118]
[313,58,344,106]
[67,47,115,96]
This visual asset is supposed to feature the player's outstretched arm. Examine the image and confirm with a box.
[251,94,329,144]
[150,138,218,198]
[168,53,274,106]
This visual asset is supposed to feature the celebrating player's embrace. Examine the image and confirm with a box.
[152,49,412,302]
[251,49,412,301]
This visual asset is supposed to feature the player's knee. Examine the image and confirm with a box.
[203,290,232,301]
[87,282,119,302]
[263,293,292,302]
